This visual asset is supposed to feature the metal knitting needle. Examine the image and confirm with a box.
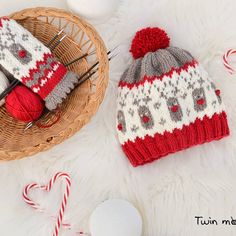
[46,29,64,47]
[0,79,19,100]
[24,108,56,131]
[50,34,67,51]
[24,122,33,131]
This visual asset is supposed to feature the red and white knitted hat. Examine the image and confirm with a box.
[116,27,230,167]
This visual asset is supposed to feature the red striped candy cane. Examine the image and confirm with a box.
[223,49,236,74]
[23,172,71,236]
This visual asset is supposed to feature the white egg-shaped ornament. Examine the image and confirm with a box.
[0,71,9,107]
[89,199,142,236]
[66,0,120,24]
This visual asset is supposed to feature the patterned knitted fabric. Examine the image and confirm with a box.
[0,17,78,110]
[117,27,230,167]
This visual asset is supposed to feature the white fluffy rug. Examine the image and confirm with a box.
[1,0,236,235]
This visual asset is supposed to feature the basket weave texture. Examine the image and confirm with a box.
[0,7,109,160]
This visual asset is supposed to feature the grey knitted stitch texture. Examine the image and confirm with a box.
[120,46,194,83]
[44,71,78,110]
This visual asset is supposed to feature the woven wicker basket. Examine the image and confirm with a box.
[0,7,109,160]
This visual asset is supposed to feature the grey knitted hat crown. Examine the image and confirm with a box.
[116,27,229,167]
[121,46,194,84]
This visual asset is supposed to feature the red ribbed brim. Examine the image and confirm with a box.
[122,112,230,167]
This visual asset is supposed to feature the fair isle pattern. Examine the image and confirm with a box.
[22,53,67,99]
[117,61,226,145]
[116,28,230,167]
[0,17,78,110]
[0,18,51,80]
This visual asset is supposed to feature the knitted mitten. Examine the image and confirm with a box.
[0,17,78,110]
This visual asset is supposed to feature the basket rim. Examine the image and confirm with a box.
[0,7,109,161]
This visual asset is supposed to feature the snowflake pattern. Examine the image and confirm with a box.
[159,118,166,126]
[13,67,20,76]
[154,102,161,110]
[131,125,139,133]
[34,45,42,52]
[142,96,152,104]
[22,34,29,41]
[0,52,5,60]
[212,100,217,108]
[186,108,191,117]
[128,108,134,117]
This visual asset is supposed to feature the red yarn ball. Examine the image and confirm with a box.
[130,27,170,59]
[6,85,45,122]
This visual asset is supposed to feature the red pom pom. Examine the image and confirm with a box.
[6,85,45,122]
[130,27,170,59]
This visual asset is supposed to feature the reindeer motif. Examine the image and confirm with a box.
[159,83,183,122]
[137,105,154,130]
[192,87,207,112]
[130,87,155,130]
[166,97,183,122]
[118,90,129,108]
[0,22,32,64]
[117,110,126,133]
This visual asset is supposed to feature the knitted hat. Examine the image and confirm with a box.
[117,27,230,167]
[0,17,78,110]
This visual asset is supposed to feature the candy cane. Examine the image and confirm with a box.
[223,48,236,74]
[23,172,71,236]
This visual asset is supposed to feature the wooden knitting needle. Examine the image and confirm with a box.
[75,54,116,87]
[65,50,96,67]
[76,53,115,86]
[65,45,118,67]
[72,49,115,84]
